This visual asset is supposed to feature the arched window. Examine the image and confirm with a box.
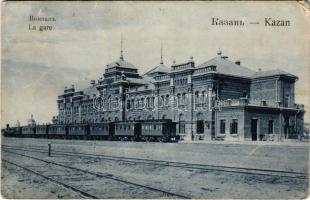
[115,98,119,109]
[201,91,206,103]
[141,98,144,108]
[136,99,139,109]
[177,94,181,105]
[160,96,165,107]
[182,93,186,104]
[127,100,131,109]
[131,99,135,108]
[146,97,150,108]
[165,95,169,106]
[195,91,199,104]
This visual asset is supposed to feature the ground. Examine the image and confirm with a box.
[1,137,309,199]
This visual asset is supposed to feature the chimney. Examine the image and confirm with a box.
[90,80,95,85]
[258,68,262,72]
[235,60,241,65]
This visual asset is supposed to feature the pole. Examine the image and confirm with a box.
[48,143,51,157]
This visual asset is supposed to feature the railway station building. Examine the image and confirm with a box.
[54,47,305,142]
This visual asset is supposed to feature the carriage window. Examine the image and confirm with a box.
[154,125,156,130]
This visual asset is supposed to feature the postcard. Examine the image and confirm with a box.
[1,1,309,199]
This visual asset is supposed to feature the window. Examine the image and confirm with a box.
[177,94,181,105]
[161,96,165,107]
[127,100,131,109]
[182,93,186,104]
[230,119,238,134]
[195,92,199,104]
[268,120,274,134]
[179,123,185,133]
[220,120,226,134]
[201,91,206,103]
[284,95,290,107]
[165,95,169,106]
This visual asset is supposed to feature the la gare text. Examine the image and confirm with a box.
[28,15,56,32]
[211,17,291,26]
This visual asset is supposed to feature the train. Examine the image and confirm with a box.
[2,119,179,142]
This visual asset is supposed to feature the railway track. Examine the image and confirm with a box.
[2,145,308,180]
[2,149,191,199]
[2,159,98,199]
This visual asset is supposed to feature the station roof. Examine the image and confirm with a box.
[196,56,256,78]
[106,59,137,70]
[252,69,298,79]
[145,63,170,75]
[82,85,97,98]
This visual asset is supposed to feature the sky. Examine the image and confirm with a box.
[1,1,309,126]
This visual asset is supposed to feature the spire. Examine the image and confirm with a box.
[120,34,124,61]
[217,48,222,56]
[160,44,164,64]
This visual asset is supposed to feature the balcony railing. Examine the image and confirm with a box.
[154,74,170,81]
[215,98,304,110]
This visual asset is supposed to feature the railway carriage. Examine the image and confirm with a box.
[2,125,22,137]
[48,124,68,139]
[140,120,177,142]
[68,124,90,139]
[3,120,180,142]
[89,122,114,140]
[21,125,36,138]
[35,125,49,138]
[114,122,141,141]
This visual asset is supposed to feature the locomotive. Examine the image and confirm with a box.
[2,119,179,142]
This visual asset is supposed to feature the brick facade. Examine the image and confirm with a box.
[54,51,305,141]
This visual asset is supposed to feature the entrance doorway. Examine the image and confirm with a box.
[284,116,290,139]
[197,120,204,134]
[251,119,258,141]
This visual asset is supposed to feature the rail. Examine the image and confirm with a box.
[3,148,191,199]
[3,145,307,180]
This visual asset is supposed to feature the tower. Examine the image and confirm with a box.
[160,44,164,64]
[120,34,124,61]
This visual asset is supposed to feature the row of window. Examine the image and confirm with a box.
[142,124,163,131]
[220,119,238,134]
[219,119,274,134]
[61,91,209,114]
[174,78,188,86]
[115,125,133,131]
[91,126,109,131]
[50,127,65,131]
[127,97,155,109]
[70,126,85,131]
